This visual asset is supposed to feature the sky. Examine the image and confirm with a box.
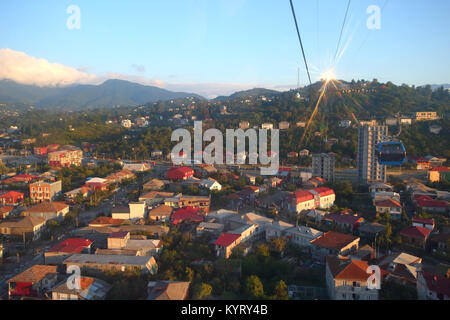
[0,0,449,98]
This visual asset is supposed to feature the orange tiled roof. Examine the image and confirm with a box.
[311,231,359,250]
[8,265,57,283]
[24,202,69,213]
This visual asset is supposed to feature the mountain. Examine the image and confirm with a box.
[0,79,204,110]
[427,84,450,91]
[214,88,282,101]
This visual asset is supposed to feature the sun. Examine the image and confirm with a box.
[322,69,336,82]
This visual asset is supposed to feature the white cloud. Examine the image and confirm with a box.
[0,48,98,87]
[0,48,288,98]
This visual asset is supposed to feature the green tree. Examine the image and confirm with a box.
[193,283,213,300]
[244,275,264,299]
[255,244,270,258]
[272,280,289,300]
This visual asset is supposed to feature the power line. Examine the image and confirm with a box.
[289,0,312,86]
[334,0,352,63]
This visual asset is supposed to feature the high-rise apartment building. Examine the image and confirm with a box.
[312,153,336,182]
[357,124,387,184]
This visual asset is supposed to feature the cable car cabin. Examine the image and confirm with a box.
[376,142,406,166]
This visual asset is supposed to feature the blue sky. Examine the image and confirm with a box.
[0,0,449,97]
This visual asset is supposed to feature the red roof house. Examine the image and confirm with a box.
[8,265,58,298]
[400,226,432,248]
[0,206,14,219]
[0,191,25,205]
[46,238,92,254]
[171,207,204,225]
[325,213,364,231]
[416,199,448,213]
[412,217,435,231]
[167,167,195,180]
[213,233,242,259]
[88,216,124,227]
[418,272,450,300]
[310,231,360,261]
[44,238,93,264]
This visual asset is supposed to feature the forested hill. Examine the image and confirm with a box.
[0,79,204,110]
[210,80,450,128]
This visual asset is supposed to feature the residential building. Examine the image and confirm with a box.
[290,190,315,213]
[289,188,335,214]
[199,178,222,191]
[339,120,352,128]
[284,225,323,248]
[167,167,195,180]
[279,121,290,130]
[369,182,393,195]
[417,271,450,300]
[412,217,435,231]
[214,233,242,259]
[372,191,401,204]
[151,151,163,158]
[428,167,450,183]
[357,124,388,184]
[0,206,14,219]
[374,199,402,219]
[429,125,443,135]
[310,231,360,261]
[29,180,62,203]
[377,252,422,286]
[8,265,58,299]
[52,277,111,300]
[400,118,412,125]
[64,186,90,202]
[34,147,48,155]
[48,148,83,167]
[312,153,336,182]
[135,117,148,127]
[123,163,151,172]
[108,231,130,249]
[0,216,47,241]
[63,254,158,275]
[385,118,398,126]
[45,238,93,265]
[265,221,294,240]
[22,202,70,221]
[171,207,204,225]
[426,156,447,168]
[299,149,310,157]
[287,152,299,159]
[105,169,136,184]
[309,187,336,209]
[239,121,250,130]
[261,123,274,130]
[415,111,439,121]
[147,281,190,300]
[88,217,124,227]
[326,256,379,300]
[111,202,146,220]
[148,205,173,222]
[0,191,24,206]
[400,226,432,248]
[415,197,448,213]
[325,213,365,232]
[165,194,211,213]
[196,222,224,236]
[143,178,168,191]
[121,119,132,128]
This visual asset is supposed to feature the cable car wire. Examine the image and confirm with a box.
[333,0,352,63]
[289,0,312,86]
